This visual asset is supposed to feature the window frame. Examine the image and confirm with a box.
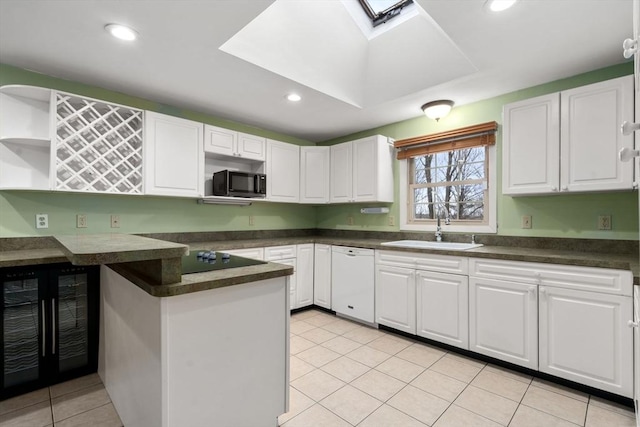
[399,145,497,233]
[357,0,414,27]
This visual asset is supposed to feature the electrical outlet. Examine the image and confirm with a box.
[110,215,120,228]
[598,215,612,230]
[76,214,87,228]
[347,215,354,226]
[388,215,395,226]
[35,213,48,229]
[521,215,532,229]
[249,215,254,226]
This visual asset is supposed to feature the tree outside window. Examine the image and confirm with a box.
[409,146,488,223]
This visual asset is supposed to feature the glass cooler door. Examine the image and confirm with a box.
[1,268,46,395]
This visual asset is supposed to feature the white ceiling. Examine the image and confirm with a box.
[0,0,633,143]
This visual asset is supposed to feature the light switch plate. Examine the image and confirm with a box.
[110,215,120,228]
[521,215,532,229]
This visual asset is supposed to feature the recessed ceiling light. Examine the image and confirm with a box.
[105,24,138,41]
[286,93,302,102]
[486,0,517,12]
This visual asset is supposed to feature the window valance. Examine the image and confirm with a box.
[394,121,498,160]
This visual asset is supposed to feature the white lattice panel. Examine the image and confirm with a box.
[55,93,143,193]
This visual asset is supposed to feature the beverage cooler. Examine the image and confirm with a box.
[0,263,99,399]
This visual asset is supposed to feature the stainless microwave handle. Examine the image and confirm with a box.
[254,175,261,194]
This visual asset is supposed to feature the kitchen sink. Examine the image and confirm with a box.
[380,240,483,250]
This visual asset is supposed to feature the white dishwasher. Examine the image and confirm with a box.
[331,246,375,324]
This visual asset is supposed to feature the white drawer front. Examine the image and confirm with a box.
[470,258,632,296]
[264,245,297,261]
[376,250,415,268]
[224,247,264,261]
[414,253,468,275]
[376,250,468,275]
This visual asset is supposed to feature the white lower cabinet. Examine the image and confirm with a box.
[539,285,633,397]
[634,285,639,418]
[223,247,264,260]
[469,277,538,369]
[417,271,468,350]
[263,244,314,310]
[375,265,416,334]
[313,244,331,309]
[296,244,314,308]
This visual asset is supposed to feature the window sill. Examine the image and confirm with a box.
[400,223,497,234]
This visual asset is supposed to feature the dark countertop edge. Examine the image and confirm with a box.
[108,263,294,297]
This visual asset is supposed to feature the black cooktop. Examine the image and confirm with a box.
[181,251,266,275]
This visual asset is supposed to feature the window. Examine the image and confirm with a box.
[409,147,488,223]
[358,0,414,27]
[397,121,498,233]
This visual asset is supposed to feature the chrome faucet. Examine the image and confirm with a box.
[435,216,442,242]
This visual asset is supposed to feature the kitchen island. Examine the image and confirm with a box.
[52,234,292,427]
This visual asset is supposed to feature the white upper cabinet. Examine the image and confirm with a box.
[300,146,330,204]
[330,141,352,203]
[204,124,265,161]
[561,76,634,192]
[266,139,300,203]
[330,135,394,203]
[503,75,634,195]
[502,93,560,195]
[0,85,53,190]
[144,111,204,197]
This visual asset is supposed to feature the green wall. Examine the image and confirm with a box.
[1,63,638,239]
[316,62,639,240]
[0,64,316,237]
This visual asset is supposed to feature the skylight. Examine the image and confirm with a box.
[358,0,414,27]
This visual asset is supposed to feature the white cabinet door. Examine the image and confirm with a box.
[296,244,314,308]
[237,132,265,161]
[352,136,394,202]
[300,146,330,204]
[313,244,332,309]
[634,285,639,416]
[469,277,538,369]
[276,258,297,310]
[502,93,560,195]
[561,75,634,192]
[330,141,352,203]
[416,271,469,350]
[203,126,265,161]
[144,112,204,197]
[266,140,300,203]
[204,125,236,157]
[375,264,415,334]
[539,285,633,397]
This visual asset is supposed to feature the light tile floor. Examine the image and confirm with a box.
[282,309,637,427]
[0,374,122,427]
[0,309,636,427]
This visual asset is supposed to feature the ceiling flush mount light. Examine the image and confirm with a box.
[286,93,302,102]
[486,0,517,12]
[421,100,454,122]
[105,24,138,41]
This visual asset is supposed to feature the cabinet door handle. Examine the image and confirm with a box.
[623,37,638,59]
[539,287,546,299]
[41,300,46,357]
[528,287,536,296]
[628,320,639,328]
[551,187,558,192]
[561,186,568,191]
[51,299,56,355]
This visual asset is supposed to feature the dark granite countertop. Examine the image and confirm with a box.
[189,237,639,285]
[1,233,638,294]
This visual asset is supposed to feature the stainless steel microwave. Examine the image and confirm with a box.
[212,170,266,198]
